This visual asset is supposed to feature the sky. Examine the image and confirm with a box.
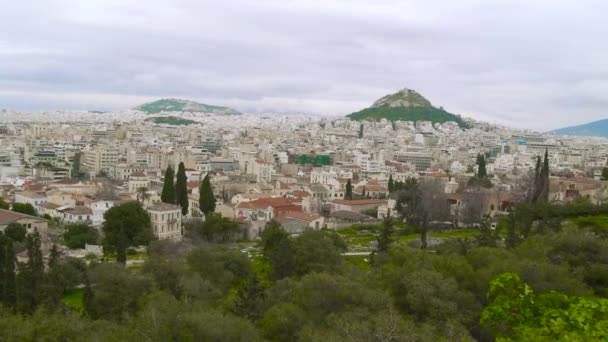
[1,0,607,130]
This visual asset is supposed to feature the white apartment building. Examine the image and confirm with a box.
[147,203,182,241]
[82,146,120,176]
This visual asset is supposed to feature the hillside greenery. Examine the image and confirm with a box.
[145,116,198,126]
[135,98,241,115]
[347,104,469,128]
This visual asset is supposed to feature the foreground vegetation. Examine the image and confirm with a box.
[1,199,608,340]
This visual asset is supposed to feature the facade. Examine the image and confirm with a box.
[0,209,48,233]
[147,203,183,241]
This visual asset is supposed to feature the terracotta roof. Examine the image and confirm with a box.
[0,209,45,225]
[286,190,312,198]
[38,202,61,210]
[332,199,386,205]
[16,191,46,199]
[354,184,386,192]
[65,207,92,215]
[236,198,296,210]
[279,211,321,222]
[187,181,201,190]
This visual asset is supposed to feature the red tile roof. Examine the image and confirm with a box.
[332,199,386,205]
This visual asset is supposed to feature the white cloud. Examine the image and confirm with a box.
[0,0,607,130]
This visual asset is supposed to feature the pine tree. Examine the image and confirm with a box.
[161,166,176,204]
[388,174,394,193]
[199,174,216,216]
[358,123,364,138]
[175,162,189,215]
[345,179,353,200]
[530,156,542,203]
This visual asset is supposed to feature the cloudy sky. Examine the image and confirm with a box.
[1,0,607,130]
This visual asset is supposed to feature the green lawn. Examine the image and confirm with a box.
[344,255,371,270]
[63,288,85,313]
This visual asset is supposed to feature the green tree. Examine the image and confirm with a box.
[102,201,152,255]
[63,223,98,249]
[481,272,608,341]
[160,166,176,204]
[476,154,487,178]
[232,274,266,321]
[387,174,394,193]
[358,123,364,138]
[4,223,26,242]
[199,174,216,215]
[71,152,82,179]
[259,221,289,260]
[3,237,16,308]
[188,213,240,243]
[17,230,44,313]
[345,179,353,200]
[175,162,189,215]
[11,203,36,216]
[602,167,608,181]
[0,198,9,210]
[376,215,395,254]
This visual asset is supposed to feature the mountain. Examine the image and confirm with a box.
[134,98,241,115]
[549,119,608,138]
[144,116,198,126]
[346,88,469,128]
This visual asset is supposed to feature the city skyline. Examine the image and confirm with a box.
[2,1,608,131]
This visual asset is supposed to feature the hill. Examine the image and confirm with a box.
[347,88,469,128]
[549,119,608,138]
[135,99,241,115]
[144,116,198,126]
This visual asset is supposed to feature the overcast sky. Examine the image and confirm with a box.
[1,1,607,130]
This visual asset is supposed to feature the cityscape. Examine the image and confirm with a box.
[1,1,608,341]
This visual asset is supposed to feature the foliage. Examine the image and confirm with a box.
[175,162,189,215]
[4,223,26,242]
[0,198,9,210]
[11,203,36,216]
[345,179,353,200]
[145,116,198,125]
[199,174,216,215]
[102,201,152,255]
[63,223,98,249]
[347,105,469,128]
[161,166,176,204]
[187,213,240,242]
[481,272,608,341]
[602,167,608,181]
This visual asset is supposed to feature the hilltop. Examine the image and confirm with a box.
[549,119,608,138]
[347,88,469,128]
[134,99,241,115]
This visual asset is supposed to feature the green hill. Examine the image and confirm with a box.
[145,116,198,126]
[347,88,469,128]
[135,99,241,115]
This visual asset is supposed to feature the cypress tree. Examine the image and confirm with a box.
[358,123,364,138]
[83,274,94,317]
[18,230,44,313]
[3,238,15,308]
[539,150,550,203]
[0,235,5,302]
[345,179,353,200]
[376,215,395,254]
[388,174,394,193]
[48,244,60,269]
[175,162,189,215]
[531,156,542,203]
[477,154,487,178]
[161,166,176,204]
[199,174,216,216]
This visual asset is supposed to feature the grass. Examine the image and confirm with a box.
[63,288,85,313]
[567,215,608,237]
[344,255,371,270]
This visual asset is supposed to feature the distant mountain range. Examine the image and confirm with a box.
[134,99,241,115]
[346,88,469,128]
[549,119,608,138]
